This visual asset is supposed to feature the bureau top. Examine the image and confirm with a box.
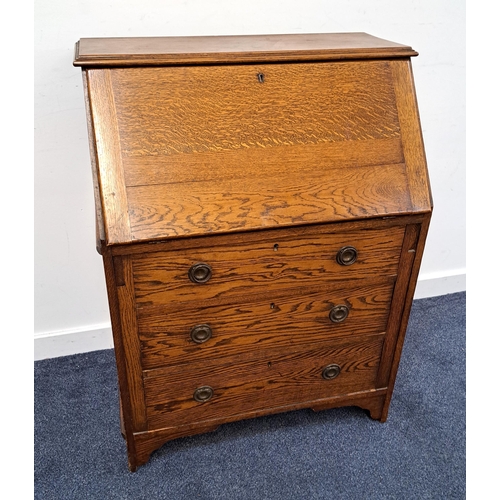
[74,32,417,67]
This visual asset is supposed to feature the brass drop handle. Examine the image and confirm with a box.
[336,246,358,266]
[193,386,214,402]
[322,364,341,380]
[190,324,212,344]
[329,305,349,323]
[188,262,212,283]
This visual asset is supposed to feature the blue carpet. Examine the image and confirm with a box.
[34,292,465,499]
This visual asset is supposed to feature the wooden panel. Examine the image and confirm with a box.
[138,280,395,369]
[132,388,387,471]
[389,60,433,212]
[377,224,420,387]
[380,215,431,420]
[110,214,428,257]
[111,61,400,157]
[132,225,405,306]
[81,69,105,251]
[122,138,403,187]
[100,249,139,468]
[83,59,431,244]
[115,256,148,431]
[74,33,417,67]
[86,69,131,244]
[127,164,411,240]
[143,335,385,430]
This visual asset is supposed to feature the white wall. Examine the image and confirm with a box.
[34,0,465,359]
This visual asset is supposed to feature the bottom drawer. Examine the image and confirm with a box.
[143,335,384,430]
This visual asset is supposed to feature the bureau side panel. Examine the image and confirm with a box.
[379,215,432,420]
[81,69,106,253]
[112,255,148,432]
[389,60,433,212]
[100,250,140,470]
[86,69,132,244]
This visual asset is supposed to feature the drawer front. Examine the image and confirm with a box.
[143,335,384,430]
[132,226,405,307]
[138,280,395,369]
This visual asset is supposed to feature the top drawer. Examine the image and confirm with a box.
[132,225,405,307]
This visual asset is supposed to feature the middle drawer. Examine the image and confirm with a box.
[138,280,395,369]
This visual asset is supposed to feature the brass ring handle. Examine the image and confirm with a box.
[188,262,212,283]
[322,364,341,380]
[336,246,358,266]
[190,324,212,344]
[329,305,349,323]
[193,386,214,402]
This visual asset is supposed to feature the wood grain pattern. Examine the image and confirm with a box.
[132,387,387,470]
[138,280,395,369]
[77,34,432,470]
[86,69,131,244]
[100,249,139,470]
[389,60,433,212]
[109,214,427,257]
[380,214,432,421]
[127,163,412,240]
[143,335,384,430]
[111,62,400,156]
[310,390,386,420]
[115,256,148,431]
[81,69,106,253]
[132,422,221,471]
[74,33,417,67]
[376,224,420,388]
[122,138,404,187]
[106,60,409,241]
[132,226,405,306]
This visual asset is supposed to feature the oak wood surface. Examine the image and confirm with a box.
[132,226,405,306]
[376,224,420,388]
[138,279,395,369]
[127,163,412,240]
[81,69,106,253]
[111,62,400,156]
[86,70,131,244]
[132,388,387,470]
[74,32,417,67]
[122,138,404,187]
[83,58,435,244]
[76,33,432,471]
[109,214,428,256]
[132,422,220,471]
[389,60,433,212]
[143,335,384,430]
[115,256,148,431]
[100,249,139,470]
[112,60,405,241]
[380,213,432,420]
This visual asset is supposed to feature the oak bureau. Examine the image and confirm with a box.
[74,32,433,471]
